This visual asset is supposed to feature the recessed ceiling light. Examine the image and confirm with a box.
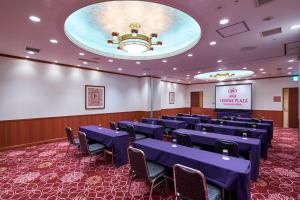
[29,16,41,22]
[108,59,114,62]
[219,18,229,25]
[262,71,266,74]
[242,67,247,69]
[209,41,217,46]
[253,74,257,77]
[96,67,100,70]
[77,64,81,67]
[177,80,181,82]
[288,72,292,75]
[27,51,35,55]
[288,67,293,70]
[54,60,58,63]
[49,39,58,44]
[83,61,88,65]
[162,60,167,63]
[290,25,300,30]
[187,53,193,57]
[25,56,29,58]
[218,68,223,71]
[143,73,147,76]
[173,67,177,70]
[217,59,223,63]
[288,59,294,63]
[197,71,201,74]
[79,52,85,56]
[117,68,122,71]
[136,61,141,64]
[259,68,264,71]
[186,75,190,77]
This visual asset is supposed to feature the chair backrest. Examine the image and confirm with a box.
[65,126,75,145]
[234,129,251,138]
[176,134,193,147]
[174,164,208,200]
[222,116,229,120]
[246,122,257,128]
[127,147,149,179]
[201,125,214,133]
[215,140,239,157]
[157,120,164,126]
[78,131,90,155]
[200,119,208,124]
[126,125,136,139]
[109,121,118,130]
[177,113,183,116]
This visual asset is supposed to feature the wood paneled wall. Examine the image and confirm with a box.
[152,107,190,118]
[0,111,149,151]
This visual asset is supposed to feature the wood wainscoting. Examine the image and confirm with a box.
[0,111,149,151]
[152,107,190,118]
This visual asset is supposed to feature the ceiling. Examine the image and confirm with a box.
[0,0,299,84]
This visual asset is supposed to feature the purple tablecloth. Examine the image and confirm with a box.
[173,129,261,181]
[211,119,272,144]
[142,118,187,129]
[134,138,251,200]
[117,121,163,140]
[79,125,129,167]
[177,114,211,122]
[176,116,201,125]
[195,123,268,159]
[162,115,177,120]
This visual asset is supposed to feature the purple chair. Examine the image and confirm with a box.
[173,164,221,200]
[126,147,167,199]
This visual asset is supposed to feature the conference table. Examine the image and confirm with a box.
[79,125,129,167]
[162,115,200,127]
[172,129,261,181]
[142,118,187,129]
[195,123,268,159]
[211,119,272,144]
[177,113,211,122]
[117,121,163,140]
[134,138,251,200]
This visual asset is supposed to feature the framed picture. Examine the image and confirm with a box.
[169,92,175,104]
[85,85,105,109]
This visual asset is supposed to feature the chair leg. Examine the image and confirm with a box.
[149,180,155,200]
[65,144,71,159]
[126,175,134,199]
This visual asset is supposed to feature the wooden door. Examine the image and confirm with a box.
[288,87,298,128]
[190,91,203,113]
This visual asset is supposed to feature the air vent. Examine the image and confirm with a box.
[284,41,300,56]
[255,0,274,7]
[216,21,250,38]
[25,47,40,53]
[260,27,282,37]
[78,58,99,64]
[142,68,151,71]
[241,46,257,51]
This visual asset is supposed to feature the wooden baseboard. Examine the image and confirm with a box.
[0,137,67,152]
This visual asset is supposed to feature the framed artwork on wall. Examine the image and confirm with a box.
[169,92,175,104]
[85,85,105,109]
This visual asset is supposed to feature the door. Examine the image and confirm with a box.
[190,91,203,113]
[283,87,299,128]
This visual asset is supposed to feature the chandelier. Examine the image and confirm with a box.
[210,72,235,81]
[107,22,162,54]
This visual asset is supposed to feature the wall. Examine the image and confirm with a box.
[187,77,298,126]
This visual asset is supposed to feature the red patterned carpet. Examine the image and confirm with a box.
[0,128,299,200]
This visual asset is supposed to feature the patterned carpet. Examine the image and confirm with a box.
[0,128,299,200]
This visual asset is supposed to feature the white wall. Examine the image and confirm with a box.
[0,56,144,120]
[160,81,188,109]
[187,77,298,111]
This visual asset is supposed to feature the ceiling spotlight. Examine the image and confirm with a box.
[187,53,193,57]
[27,51,35,55]
[288,72,292,75]
[54,60,58,63]
[117,68,123,71]
[242,67,247,69]
[288,67,293,70]
[143,73,147,76]
[209,41,217,46]
[259,68,264,71]
[173,67,177,71]
[79,52,85,56]
[77,64,81,67]
[186,75,190,77]
[49,39,58,44]
[290,25,300,30]
[219,18,229,25]
[162,60,167,63]
[288,59,294,63]
[197,71,201,74]
[29,16,41,22]
[253,74,257,77]
[25,56,29,58]
[96,67,100,70]
[218,68,223,71]
[217,59,223,63]
[136,61,141,64]
[262,71,266,74]
[83,61,88,65]
[108,59,114,62]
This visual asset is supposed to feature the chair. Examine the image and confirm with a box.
[173,164,221,200]
[109,121,119,130]
[126,147,167,199]
[215,140,239,157]
[221,116,229,120]
[217,120,225,125]
[176,133,193,147]
[201,125,214,133]
[78,131,106,166]
[126,125,146,141]
[200,119,209,124]
[252,118,262,123]
[157,120,173,137]
[234,129,251,138]
[246,122,257,128]
[65,126,80,158]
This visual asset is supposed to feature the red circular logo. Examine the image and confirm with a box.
[228,88,237,94]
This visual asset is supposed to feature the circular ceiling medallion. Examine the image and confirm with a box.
[64,1,201,60]
[194,70,254,81]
